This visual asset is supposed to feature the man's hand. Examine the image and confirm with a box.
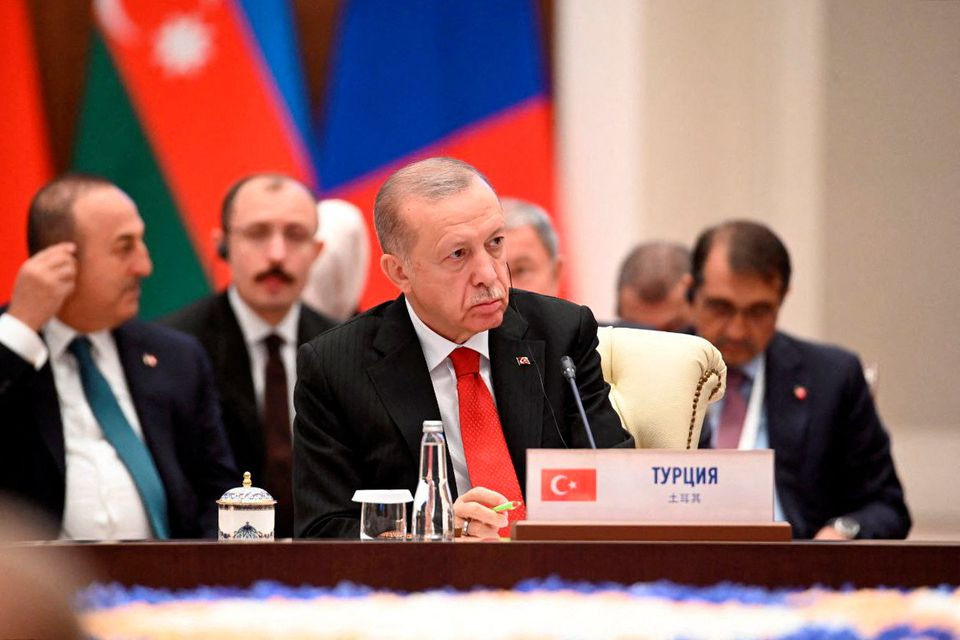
[7,243,78,331]
[453,487,509,540]
[813,525,848,541]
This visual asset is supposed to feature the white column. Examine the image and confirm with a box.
[555,0,645,320]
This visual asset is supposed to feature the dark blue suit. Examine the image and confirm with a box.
[0,320,239,538]
[702,331,910,539]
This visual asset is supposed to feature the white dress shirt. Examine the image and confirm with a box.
[405,299,496,497]
[0,313,152,540]
[227,286,300,428]
[704,353,784,521]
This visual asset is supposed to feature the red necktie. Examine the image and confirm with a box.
[449,347,526,535]
[717,368,748,448]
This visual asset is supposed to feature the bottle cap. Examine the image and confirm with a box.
[422,420,443,433]
[216,471,277,506]
[351,489,414,504]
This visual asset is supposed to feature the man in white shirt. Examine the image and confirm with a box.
[162,173,335,538]
[691,219,909,539]
[0,174,237,539]
[293,157,633,539]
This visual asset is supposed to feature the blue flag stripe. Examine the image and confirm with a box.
[317,0,547,190]
[237,0,320,184]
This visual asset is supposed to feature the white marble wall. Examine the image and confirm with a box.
[555,0,960,539]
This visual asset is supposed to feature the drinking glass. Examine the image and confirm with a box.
[352,490,412,541]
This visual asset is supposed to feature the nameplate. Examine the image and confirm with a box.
[525,449,774,523]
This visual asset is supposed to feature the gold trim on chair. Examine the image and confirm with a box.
[688,368,723,449]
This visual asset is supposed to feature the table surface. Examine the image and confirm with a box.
[11,540,960,592]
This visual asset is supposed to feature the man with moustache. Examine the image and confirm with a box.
[0,174,237,539]
[691,220,910,539]
[293,157,633,539]
[163,173,335,538]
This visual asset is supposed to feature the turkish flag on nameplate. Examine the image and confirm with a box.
[541,469,597,502]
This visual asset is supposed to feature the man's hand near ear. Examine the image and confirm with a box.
[7,243,78,331]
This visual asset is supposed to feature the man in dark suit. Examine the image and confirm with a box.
[692,220,910,539]
[502,197,564,297]
[613,241,693,333]
[163,174,335,537]
[294,157,633,539]
[0,174,237,539]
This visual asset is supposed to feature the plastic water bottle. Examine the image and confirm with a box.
[412,420,454,541]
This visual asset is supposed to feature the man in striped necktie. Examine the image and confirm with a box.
[691,220,910,540]
[293,157,634,540]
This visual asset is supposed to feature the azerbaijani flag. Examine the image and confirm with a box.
[73,0,313,318]
[316,0,557,309]
[0,0,53,301]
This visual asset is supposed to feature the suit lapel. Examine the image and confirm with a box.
[297,305,330,346]
[213,295,260,441]
[367,297,441,464]
[489,305,543,477]
[764,332,809,522]
[32,362,66,476]
[113,324,173,474]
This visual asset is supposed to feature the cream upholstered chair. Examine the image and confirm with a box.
[596,326,726,449]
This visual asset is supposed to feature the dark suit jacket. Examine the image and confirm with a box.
[161,292,336,484]
[700,331,910,539]
[293,290,634,538]
[0,320,239,538]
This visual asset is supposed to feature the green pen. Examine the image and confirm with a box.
[492,500,522,513]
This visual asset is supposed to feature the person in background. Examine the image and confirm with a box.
[162,173,336,538]
[691,219,910,540]
[301,198,371,321]
[614,241,693,332]
[294,157,632,539]
[502,197,563,297]
[0,174,237,540]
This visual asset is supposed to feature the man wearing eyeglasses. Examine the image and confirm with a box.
[691,220,910,540]
[163,173,336,537]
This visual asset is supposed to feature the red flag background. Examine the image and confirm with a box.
[0,0,52,301]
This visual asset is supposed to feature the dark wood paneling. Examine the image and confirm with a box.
[15,541,960,592]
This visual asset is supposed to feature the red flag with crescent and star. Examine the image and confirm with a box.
[541,468,597,502]
[91,0,312,289]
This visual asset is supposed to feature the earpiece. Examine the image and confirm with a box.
[217,238,228,260]
[686,274,700,304]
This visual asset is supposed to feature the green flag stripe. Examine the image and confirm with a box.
[72,31,211,320]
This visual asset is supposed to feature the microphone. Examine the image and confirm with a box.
[560,355,597,449]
